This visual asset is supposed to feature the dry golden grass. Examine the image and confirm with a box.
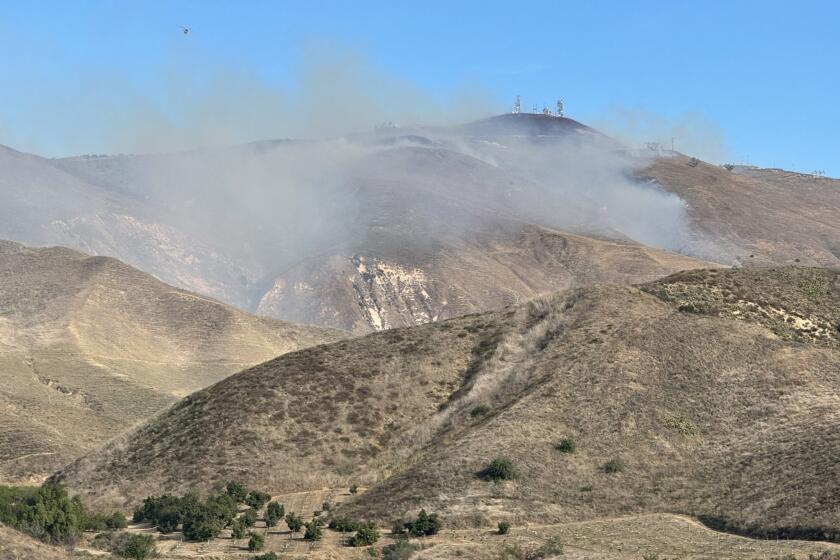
[0,240,346,482]
[644,156,840,267]
[55,267,840,544]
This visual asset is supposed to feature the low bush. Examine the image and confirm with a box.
[497,521,511,534]
[383,539,418,560]
[112,533,157,559]
[253,553,278,560]
[329,517,361,532]
[406,509,441,537]
[603,458,625,474]
[350,484,359,494]
[481,457,517,481]
[470,405,490,418]
[555,437,576,454]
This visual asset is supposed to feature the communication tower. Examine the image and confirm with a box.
[512,95,521,114]
[556,98,564,117]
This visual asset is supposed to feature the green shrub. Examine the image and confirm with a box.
[498,521,511,534]
[253,553,278,560]
[225,481,247,502]
[206,493,237,526]
[266,501,284,527]
[329,517,360,532]
[470,405,490,418]
[391,518,407,535]
[603,458,625,474]
[231,519,246,540]
[248,531,265,551]
[322,501,331,512]
[303,519,323,540]
[407,509,441,537]
[383,539,418,560]
[349,484,359,494]
[349,522,380,546]
[555,438,576,454]
[80,513,107,532]
[112,533,157,559]
[241,507,258,528]
[245,490,271,510]
[482,457,517,481]
[105,511,128,530]
[285,512,303,533]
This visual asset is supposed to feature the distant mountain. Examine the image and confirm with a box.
[55,267,840,541]
[3,114,838,333]
[0,240,345,482]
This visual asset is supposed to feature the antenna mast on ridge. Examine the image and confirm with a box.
[556,98,564,117]
[512,95,521,114]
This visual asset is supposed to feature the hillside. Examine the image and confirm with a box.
[0,240,345,482]
[0,524,74,560]
[257,225,713,332]
[644,156,840,266]
[55,267,840,541]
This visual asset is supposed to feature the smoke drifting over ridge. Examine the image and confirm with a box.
[2,45,706,312]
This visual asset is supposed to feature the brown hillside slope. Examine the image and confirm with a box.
[0,241,345,482]
[55,267,840,540]
[257,224,715,333]
[644,156,840,267]
[0,524,74,560]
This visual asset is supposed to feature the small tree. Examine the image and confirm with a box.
[497,521,511,535]
[303,519,323,541]
[241,507,258,528]
[182,506,222,542]
[482,457,517,481]
[265,501,284,528]
[225,481,247,503]
[408,509,440,537]
[231,519,246,540]
[245,490,271,510]
[349,522,380,546]
[285,512,303,533]
[248,531,265,552]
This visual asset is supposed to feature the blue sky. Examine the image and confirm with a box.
[0,0,837,175]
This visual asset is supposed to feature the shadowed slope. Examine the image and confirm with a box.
[55,268,840,540]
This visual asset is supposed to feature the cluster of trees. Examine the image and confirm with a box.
[132,481,282,542]
[392,509,441,537]
[0,483,124,545]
